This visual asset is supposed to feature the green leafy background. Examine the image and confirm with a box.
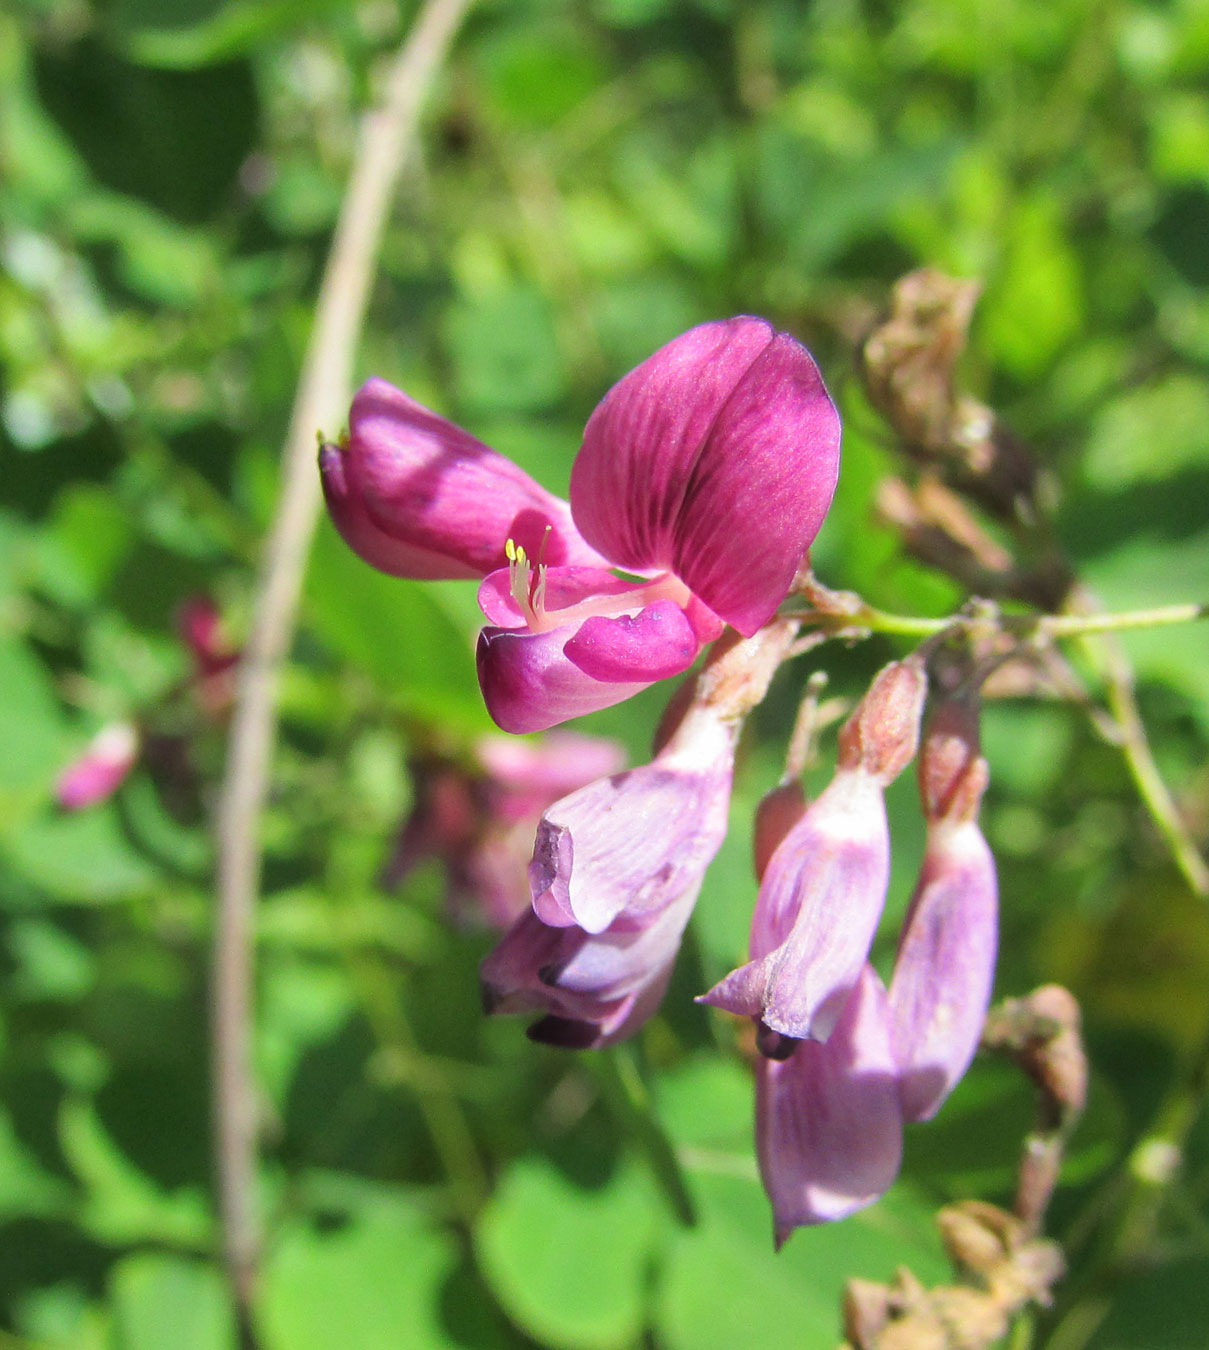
[3,0,1209,1345]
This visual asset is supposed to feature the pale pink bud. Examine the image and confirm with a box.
[55,723,139,811]
[888,687,998,1122]
[889,818,998,1121]
[481,701,736,1046]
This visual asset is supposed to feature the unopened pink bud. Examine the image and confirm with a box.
[837,659,927,784]
[889,817,998,1121]
[482,700,736,1046]
[700,762,890,1042]
[55,723,139,811]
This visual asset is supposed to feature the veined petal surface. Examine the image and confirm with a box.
[340,377,604,577]
[700,769,890,1041]
[757,967,902,1242]
[572,319,841,634]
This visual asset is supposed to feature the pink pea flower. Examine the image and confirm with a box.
[480,696,739,1047]
[700,659,927,1042]
[889,689,998,1123]
[55,723,139,811]
[383,732,626,929]
[320,318,841,733]
[756,965,903,1242]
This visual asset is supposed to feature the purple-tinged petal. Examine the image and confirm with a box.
[563,600,703,682]
[321,441,464,579]
[528,704,737,934]
[757,967,902,1242]
[55,723,139,811]
[480,883,695,1048]
[889,820,998,1122]
[699,767,890,1041]
[477,625,654,734]
[572,319,841,634]
[328,377,606,579]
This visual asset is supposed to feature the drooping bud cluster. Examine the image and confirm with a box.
[709,660,999,1242]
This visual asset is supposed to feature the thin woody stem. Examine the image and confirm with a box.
[210,2,474,1342]
[1082,626,1209,897]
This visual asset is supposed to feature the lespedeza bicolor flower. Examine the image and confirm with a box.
[320,318,840,733]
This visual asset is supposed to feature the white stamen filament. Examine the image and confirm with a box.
[504,536,693,635]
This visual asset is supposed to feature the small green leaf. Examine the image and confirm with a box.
[475,1153,662,1350]
[109,1253,234,1350]
[262,1192,460,1350]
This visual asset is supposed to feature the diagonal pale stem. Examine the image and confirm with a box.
[210,2,475,1343]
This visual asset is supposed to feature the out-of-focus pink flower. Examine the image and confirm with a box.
[383,732,626,929]
[481,697,738,1047]
[700,660,927,1042]
[176,595,239,718]
[55,723,139,811]
[756,965,903,1242]
[889,689,998,1123]
[320,318,841,733]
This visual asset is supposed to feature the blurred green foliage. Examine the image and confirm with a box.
[3,0,1209,1346]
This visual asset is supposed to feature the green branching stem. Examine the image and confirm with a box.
[790,583,1209,896]
[792,597,1208,643]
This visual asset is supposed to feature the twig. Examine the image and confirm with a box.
[1085,626,1209,897]
[211,2,474,1341]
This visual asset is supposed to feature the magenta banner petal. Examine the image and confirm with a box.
[889,820,998,1122]
[477,625,653,734]
[572,319,776,572]
[571,319,841,634]
[340,377,605,578]
[321,443,474,579]
[757,967,902,1242]
[563,600,703,682]
[669,332,841,634]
